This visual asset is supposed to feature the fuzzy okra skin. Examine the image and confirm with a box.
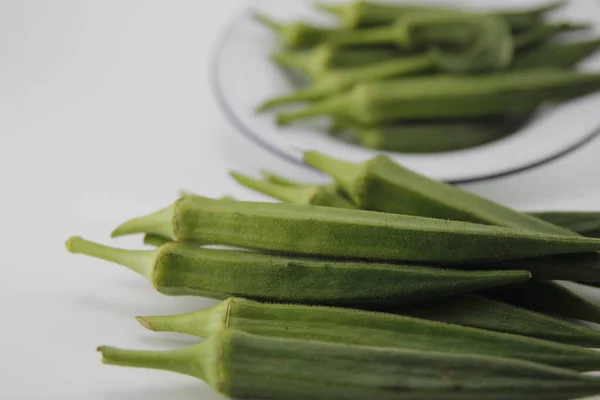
[390,294,600,347]
[99,330,600,400]
[486,281,600,325]
[511,39,600,70]
[137,297,600,371]
[65,236,531,305]
[110,195,600,264]
[277,70,600,125]
[317,1,565,31]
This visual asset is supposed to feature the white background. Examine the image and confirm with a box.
[1,0,600,398]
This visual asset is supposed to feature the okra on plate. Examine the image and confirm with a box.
[253,13,338,49]
[277,69,600,125]
[511,38,600,70]
[389,293,600,347]
[109,195,600,264]
[99,330,600,400]
[136,297,600,370]
[66,237,530,306]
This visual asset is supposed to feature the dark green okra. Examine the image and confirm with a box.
[329,117,522,153]
[317,0,566,31]
[390,294,600,347]
[66,237,531,306]
[531,211,600,238]
[277,70,600,125]
[99,330,600,400]
[110,195,600,264]
[486,281,600,325]
[272,44,399,80]
[137,297,600,370]
[513,22,590,51]
[511,39,600,70]
[230,171,356,209]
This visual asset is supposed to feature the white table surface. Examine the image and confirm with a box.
[2,1,600,399]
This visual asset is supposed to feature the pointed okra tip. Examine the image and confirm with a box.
[111,203,176,240]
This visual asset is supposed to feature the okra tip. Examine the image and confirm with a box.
[111,204,176,240]
[135,316,157,332]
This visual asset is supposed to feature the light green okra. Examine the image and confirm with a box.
[253,13,339,49]
[272,44,399,80]
[109,195,600,264]
[486,281,600,325]
[230,171,356,209]
[531,211,600,238]
[511,38,600,70]
[137,297,600,370]
[99,330,600,400]
[277,70,600,125]
[66,236,530,306]
[317,0,566,31]
[389,293,600,347]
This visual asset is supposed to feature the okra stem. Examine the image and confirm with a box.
[111,204,176,240]
[98,343,212,382]
[66,236,156,280]
[230,171,317,204]
[143,234,171,247]
[253,13,282,33]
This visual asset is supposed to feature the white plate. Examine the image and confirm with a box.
[212,0,600,183]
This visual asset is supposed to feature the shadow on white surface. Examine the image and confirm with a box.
[105,383,226,400]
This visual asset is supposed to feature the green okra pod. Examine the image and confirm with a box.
[277,69,600,125]
[317,0,566,31]
[110,195,600,264]
[390,293,600,347]
[513,22,590,51]
[329,117,522,153]
[99,330,600,400]
[66,236,530,305]
[230,171,356,209]
[531,211,600,238]
[137,297,600,370]
[486,281,600,325]
[272,44,399,80]
[253,13,338,49]
[511,38,600,70]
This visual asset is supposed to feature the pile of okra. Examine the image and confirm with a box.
[255,0,600,153]
[68,149,600,399]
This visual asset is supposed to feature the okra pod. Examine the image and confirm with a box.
[277,69,600,125]
[272,44,398,80]
[486,281,600,325]
[66,237,530,305]
[253,13,337,49]
[99,330,600,400]
[391,293,600,347]
[329,117,521,153]
[230,171,356,209]
[137,297,600,370]
[110,195,600,264]
[532,211,600,238]
[513,22,590,51]
[511,38,600,70]
[317,0,566,31]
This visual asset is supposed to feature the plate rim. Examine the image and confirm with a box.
[209,5,600,184]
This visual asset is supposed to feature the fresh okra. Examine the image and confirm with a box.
[253,13,338,49]
[136,297,600,370]
[277,69,600,125]
[272,44,398,80]
[390,294,600,347]
[328,117,522,153]
[511,38,600,70]
[66,236,531,306]
[486,281,600,325]
[513,22,590,51]
[531,211,600,238]
[317,0,566,31]
[109,195,600,264]
[99,330,600,400]
[230,171,357,209]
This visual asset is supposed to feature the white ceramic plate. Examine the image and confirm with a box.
[212,0,600,183]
